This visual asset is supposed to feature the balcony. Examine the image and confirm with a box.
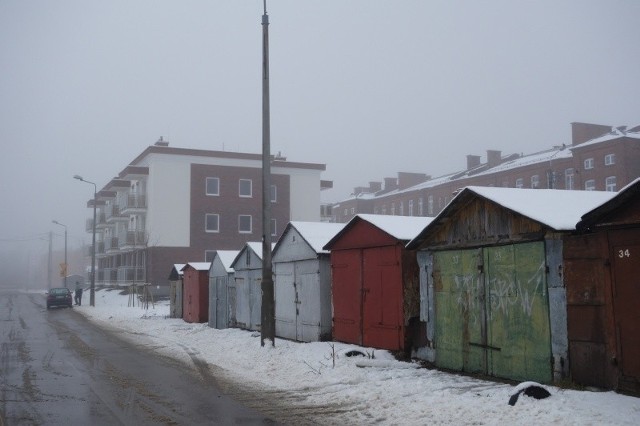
[105,204,127,223]
[105,237,119,254]
[121,194,147,214]
[95,212,108,229]
[117,266,146,285]
[102,268,118,285]
[95,241,106,257]
[119,231,148,250]
[86,214,108,231]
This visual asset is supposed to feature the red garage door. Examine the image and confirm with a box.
[363,246,404,351]
[331,250,363,345]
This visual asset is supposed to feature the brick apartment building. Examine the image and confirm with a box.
[330,122,640,223]
[82,139,330,293]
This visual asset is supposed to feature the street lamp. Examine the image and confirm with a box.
[74,174,97,307]
[52,220,67,288]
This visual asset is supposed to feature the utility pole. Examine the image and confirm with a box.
[74,175,97,306]
[48,231,53,289]
[260,0,275,346]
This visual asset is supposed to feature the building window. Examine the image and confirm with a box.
[239,215,252,233]
[206,177,220,196]
[344,208,348,216]
[205,214,219,233]
[270,185,277,202]
[205,250,216,263]
[239,179,252,198]
[391,203,396,215]
[271,218,277,236]
[427,195,434,216]
[584,158,594,169]
[605,176,616,192]
[546,170,556,189]
[408,200,414,216]
[565,168,574,190]
[399,202,404,216]
[515,178,524,188]
[351,207,355,214]
[585,180,596,191]
[531,175,540,189]
[605,153,616,166]
[419,198,424,216]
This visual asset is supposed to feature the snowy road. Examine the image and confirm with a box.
[0,290,276,425]
[8,288,640,425]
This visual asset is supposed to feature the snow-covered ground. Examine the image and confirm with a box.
[73,288,640,425]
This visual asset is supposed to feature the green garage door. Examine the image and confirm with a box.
[434,242,552,383]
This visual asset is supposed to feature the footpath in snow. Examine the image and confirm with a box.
[73,289,640,425]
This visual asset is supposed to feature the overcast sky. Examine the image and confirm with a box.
[1,1,639,277]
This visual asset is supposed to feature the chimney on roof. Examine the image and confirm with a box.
[571,122,612,146]
[384,177,398,191]
[155,136,169,147]
[486,150,502,167]
[353,186,368,196]
[397,172,429,190]
[369,181,382,192]
[466,155,481,170]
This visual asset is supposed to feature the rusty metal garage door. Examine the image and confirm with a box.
[610,235,640,388]
[362,246,404,351]
[331,250,363,345]
[434,242,552,383]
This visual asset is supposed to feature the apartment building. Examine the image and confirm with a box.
[331,122,640,223]
[84,139,330,293]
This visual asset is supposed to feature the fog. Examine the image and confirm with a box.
[1,1,639,284]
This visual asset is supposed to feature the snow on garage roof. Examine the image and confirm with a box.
[283,221,346,254]
[464,186,616,230]
[181,262,211,271]
[212,250,241,273]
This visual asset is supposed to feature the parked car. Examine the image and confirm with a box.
[46,287,73,309]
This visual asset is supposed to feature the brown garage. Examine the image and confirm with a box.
[567,178,640,393]
[182,262,210,323]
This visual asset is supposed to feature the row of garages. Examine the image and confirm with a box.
[168,179,640,394]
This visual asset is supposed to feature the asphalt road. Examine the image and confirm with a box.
[0,289,278,425]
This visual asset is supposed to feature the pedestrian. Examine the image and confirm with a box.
[75,281,83,306]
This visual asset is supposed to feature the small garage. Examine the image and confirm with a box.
[230,242,265,331]
[273,221,345,342]
[168,263,185,319]
[324,214,433,352]
[208,250,239,330]
[566,178,640,393]
[407,186,615,384]
[182,262,210,323]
